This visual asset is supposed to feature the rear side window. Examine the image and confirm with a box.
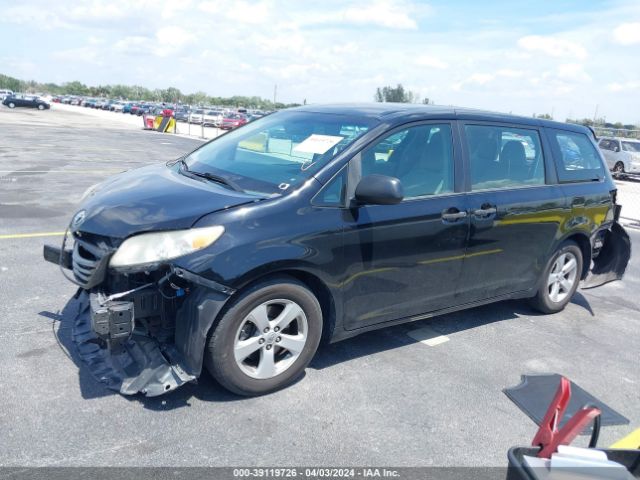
[464,125,545,191]
[598,139,612,150]
[548,129,604,183]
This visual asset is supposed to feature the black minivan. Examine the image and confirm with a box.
[44,104,630,397]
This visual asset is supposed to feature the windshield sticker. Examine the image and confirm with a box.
[293,134,343,155]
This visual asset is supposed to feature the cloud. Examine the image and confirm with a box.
[613,22,640,45]
[415,55,448,69]
[517,35,587,59]
[452,72,495,91]
[52,46,102,64]
[197,1,270,24]
[339,0,419,29]
[556,63,591,82]
[496,69,524,78]
[289,0,424,30]
[607,81,640,92]
[114,36,151,55]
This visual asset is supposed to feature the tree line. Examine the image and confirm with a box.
[0,73,299,109]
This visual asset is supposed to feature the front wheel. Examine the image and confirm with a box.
[37,104,45,110]
[8,102,15,108]
[205,277,323,396]
[530,241,583,314]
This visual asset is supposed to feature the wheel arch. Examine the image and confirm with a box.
[216,268,338,344]
[559,232,591,280]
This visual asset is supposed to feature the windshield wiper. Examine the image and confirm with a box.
[171,156,244,192]
[190,171,244,192]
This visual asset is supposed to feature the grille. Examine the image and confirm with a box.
[71,236,111,289]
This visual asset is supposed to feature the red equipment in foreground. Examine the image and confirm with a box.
[531,376,601,458]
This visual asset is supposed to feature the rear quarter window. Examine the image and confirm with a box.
[548,129,605,183]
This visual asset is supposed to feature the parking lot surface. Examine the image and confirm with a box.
[1,105,639,467]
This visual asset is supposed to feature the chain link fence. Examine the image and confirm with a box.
[593,126,640,139]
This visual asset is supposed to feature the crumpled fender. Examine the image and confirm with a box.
[582,222,631,289]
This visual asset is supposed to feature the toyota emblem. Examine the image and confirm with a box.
[71,210,86,229]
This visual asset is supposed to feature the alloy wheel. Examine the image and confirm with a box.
[547,252,578,303]
[233,299,308,379]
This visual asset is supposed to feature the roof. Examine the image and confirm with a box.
[291,103,589,133]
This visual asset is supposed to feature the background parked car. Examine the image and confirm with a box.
[203,109,224,127]
[174,107,191,122]
[0,89,13,100]
[3,94,50,110]
[189,108,204,124]
[220,113,248,130]
[599,137,640,177]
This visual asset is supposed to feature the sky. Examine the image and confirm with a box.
[1,0,639,123]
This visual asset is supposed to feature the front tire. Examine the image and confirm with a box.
[205,277,322,396]
[37,104,45,110]
[530,241,583,314]
[8,102,15,108]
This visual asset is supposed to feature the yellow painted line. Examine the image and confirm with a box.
[0,232,65,240]
[610,428,640,449]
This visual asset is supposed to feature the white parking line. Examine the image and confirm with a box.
[407,326,450,346]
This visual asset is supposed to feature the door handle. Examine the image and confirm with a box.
[442,209,468,221]
[473,206,497,217]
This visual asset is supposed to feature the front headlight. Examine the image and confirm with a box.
[109,226,224,268]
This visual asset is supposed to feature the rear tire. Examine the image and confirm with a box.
[530,241,583,314]
[205,276,322,396]
[613,162,625,179]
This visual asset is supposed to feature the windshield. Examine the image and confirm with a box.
[184,110,376,195]
[622,141,640,153]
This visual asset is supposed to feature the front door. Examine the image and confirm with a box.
[341,122,470,330]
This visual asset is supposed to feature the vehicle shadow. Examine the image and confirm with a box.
[311,293,594,370]
[43,291,593,410]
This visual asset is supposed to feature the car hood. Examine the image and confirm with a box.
[74,163,259,239]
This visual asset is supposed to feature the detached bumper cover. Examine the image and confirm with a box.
[74,291,196,396]
[44,241,234,396]
[583,221,631,289]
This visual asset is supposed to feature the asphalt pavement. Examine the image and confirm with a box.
[0,105,638,467]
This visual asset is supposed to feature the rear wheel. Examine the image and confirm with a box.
[205,277,322,396]
[530,241,583,314]
[613,162,625,179]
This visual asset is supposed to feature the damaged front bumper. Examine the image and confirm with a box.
[75,290,196,396]
[44,241,234,397]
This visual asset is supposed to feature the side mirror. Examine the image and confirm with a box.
[354,174,404,205]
